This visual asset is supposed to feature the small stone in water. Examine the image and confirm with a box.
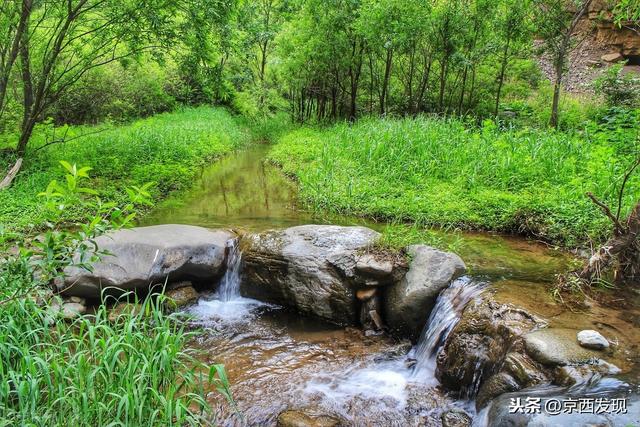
[277,409,344,427]
[441,408,472,427]
[577,330,609,350]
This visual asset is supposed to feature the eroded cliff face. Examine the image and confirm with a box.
[588,0,640,58]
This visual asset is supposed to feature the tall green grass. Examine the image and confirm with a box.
[269,116,640,246]
[0,106,252,231]
[0,263,229,426]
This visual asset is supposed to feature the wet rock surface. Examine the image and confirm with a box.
[60,225,234,298]
[164,285,199,310]
[276,409,346,427]
[577,329,610,350]
[440,408,472,427]
[434,292,633,413]
[524,328,601,366]
[240,225,390,324]
[436,296,544,399]
[485,381,640,427]
[384,245,466,338]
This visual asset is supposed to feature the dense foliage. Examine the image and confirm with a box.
[0,0,637,424]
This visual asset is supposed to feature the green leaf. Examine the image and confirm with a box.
[59,160,75,175]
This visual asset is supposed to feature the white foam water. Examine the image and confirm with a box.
[304,359,410,407]
[301,277,486,419]
[410,277,486,384]
[188,238,268,324]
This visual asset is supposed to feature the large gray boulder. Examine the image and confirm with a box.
[60,225,234,298]
[384,245,466,338]
[239,225,384,324]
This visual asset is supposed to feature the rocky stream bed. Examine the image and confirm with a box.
[51,147,640,426]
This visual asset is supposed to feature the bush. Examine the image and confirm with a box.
[0,291,229,426]
[50,60,178,125]
[594,63,640,108]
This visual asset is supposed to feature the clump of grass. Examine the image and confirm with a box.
[269,116,640,247]
[0,269,229,426]
[0,106,252,231]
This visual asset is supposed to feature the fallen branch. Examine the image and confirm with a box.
[0,157,23,190]
[32,127,108,153]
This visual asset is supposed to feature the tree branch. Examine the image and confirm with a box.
[587,192,625,235]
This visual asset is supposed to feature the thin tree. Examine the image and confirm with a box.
[535,0,593,129]
[493,0,531,118]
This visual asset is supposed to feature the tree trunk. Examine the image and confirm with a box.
[494,37,511,118]
[380,48,393,116]
[457,66,468,115]
[348,41,364,122]
[0,0,32,115]
[406,44,416,115]
[550,70,562,129]
[438,56,448,111]
[416,53,432,113]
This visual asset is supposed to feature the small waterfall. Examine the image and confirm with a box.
[411,277,486,383]
[217,238,242,301]
[189,237,267,323]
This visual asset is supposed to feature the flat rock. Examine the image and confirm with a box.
[355,254,393,278]
[240,225,382,324]
[577,329,609,350]
[384,245,466,338]
[60,225,234,298]
[601,52,623,62]
[524,328,600,366]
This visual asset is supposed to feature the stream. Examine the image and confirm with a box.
[143,145,640,426]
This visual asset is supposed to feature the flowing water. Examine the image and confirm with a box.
[411,278,487,385]
[190,238,267,324]
[144,145,640,426]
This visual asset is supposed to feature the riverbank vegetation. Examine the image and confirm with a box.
[0,163,231,425]
[0,107,251,232]
[269,109,640,247]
